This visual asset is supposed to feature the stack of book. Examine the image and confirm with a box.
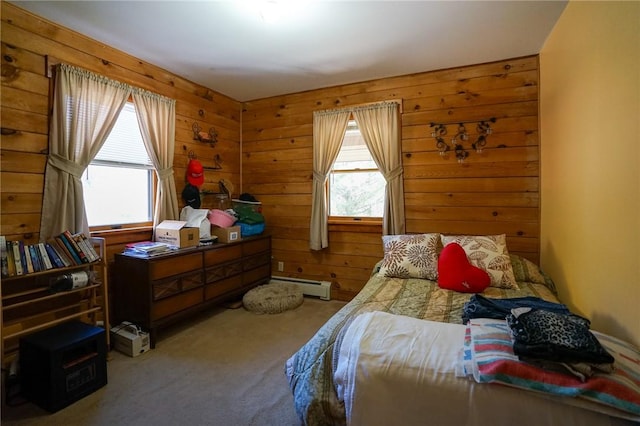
[122,241,176,258]
[0,231,101,278]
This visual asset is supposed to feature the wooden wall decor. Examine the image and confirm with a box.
[430,118,496,163]
[192,122,218,147]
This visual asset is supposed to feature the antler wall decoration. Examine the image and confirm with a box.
[192,122,218,147]
[429,118,496,163]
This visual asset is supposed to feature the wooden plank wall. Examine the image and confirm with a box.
[0,3,242,261]
[1,3,540,303]
[242,56,540,300]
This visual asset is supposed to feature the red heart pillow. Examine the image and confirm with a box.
[438,243,490,293]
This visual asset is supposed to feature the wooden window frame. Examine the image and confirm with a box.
[327,118,384,225]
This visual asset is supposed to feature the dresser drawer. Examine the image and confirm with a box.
[204,245,242,267]
[205,260,243,284]
[151,288,203,320]
[181,271,204,291]
[243,264,270,286]
[152,278,180,300]
[242,237,270,256]
[149,253,202,280]
[204,275,242,300]
[243,252,270,271]
[152,271,203,301]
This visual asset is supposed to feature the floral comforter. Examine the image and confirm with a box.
[284,255,559,425]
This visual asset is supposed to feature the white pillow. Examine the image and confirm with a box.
[378,233,440,280]
[180,206,211,240]
[440,234,518,290]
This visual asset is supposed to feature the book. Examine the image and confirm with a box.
[62,230,89,263]
[122,248,177,258]
[34,243,46,271]
[18,241,30,274]
[0,236,8,277]
[73,233,97,262]
[78,233,100,262]
[89,237,103,261]
[125,241,173,253]
[55,235,80,265]
[37,242,54,270]
[123,241,176,258]
[47,238,72,267]
[6,240,16,276]
[72,233,91,262]
[28,245,42,272]
[36,244,47,272]
[58,232,83,264]
[45,243,65,269]
[12,241,23,275]
[23,243,35,274]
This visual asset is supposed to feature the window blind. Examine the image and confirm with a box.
[93,102,152,167]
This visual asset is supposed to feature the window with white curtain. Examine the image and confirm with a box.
[81,102,154,227]
[329,120,385,218]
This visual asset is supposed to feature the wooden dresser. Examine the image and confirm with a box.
[112,235,271,347]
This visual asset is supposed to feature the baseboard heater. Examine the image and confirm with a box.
[270,276,331,301]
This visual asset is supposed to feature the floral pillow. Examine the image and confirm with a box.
[440,234,518,290]
[379,234,440,280]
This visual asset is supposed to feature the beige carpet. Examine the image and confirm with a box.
[2,298,346,426]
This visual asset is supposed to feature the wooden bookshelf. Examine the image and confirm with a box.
[0,237,110,370]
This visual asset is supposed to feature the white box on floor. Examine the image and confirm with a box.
[110,322,150,357]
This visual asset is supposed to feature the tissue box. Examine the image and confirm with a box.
[211,226,241,243]
[155,220,199,248]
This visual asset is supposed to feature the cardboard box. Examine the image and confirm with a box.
[155,220,199,248]
[211,225,241,243]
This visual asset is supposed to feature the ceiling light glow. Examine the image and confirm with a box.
[236,0,308,24]
[259,0,280,23]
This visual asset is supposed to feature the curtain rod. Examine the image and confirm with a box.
[314,99,403,115]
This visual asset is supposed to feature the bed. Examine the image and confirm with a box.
[284,234,640,426]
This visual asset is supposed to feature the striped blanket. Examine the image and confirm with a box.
[460,318,640,419]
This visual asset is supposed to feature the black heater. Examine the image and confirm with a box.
[19,321,107,412]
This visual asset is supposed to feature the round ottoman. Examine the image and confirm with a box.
[242,282,304,314]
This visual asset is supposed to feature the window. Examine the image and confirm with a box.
[81,102,154,228]
[329,120,385,218]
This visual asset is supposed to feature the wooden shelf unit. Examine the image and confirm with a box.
[0,237,110,370]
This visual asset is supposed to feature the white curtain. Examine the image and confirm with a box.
[352,102,405,235]
[132,90,179,232]
[309,109,351,250]
[40,63,131,240]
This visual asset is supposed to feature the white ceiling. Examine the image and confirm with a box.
[11,1,567,102]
